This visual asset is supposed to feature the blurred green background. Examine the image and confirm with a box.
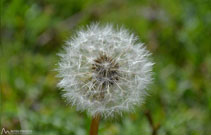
[1,0,211,134]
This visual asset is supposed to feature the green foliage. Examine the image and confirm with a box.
[1,0,211,134]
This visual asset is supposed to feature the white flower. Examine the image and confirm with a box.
[57,23,153,118]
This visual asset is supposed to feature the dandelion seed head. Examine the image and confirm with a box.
[57,23,154,118]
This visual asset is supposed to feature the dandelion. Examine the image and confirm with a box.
[57,23,153,135]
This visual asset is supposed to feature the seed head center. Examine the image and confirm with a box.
[92,54,119,86]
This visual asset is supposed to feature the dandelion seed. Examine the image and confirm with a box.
[57,23,153,119]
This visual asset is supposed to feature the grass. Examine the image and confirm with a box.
[1,0,211,134]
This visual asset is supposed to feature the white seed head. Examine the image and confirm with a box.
[57,23,154,118]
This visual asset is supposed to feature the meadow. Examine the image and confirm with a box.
[1,0,211,134]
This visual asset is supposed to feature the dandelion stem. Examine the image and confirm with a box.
[89,114,100,135]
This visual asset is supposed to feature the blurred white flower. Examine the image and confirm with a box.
[57,23,153,118]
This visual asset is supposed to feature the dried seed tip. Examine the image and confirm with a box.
[57,23,154,118]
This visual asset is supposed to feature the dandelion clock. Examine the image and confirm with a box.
[57,23,153,135]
